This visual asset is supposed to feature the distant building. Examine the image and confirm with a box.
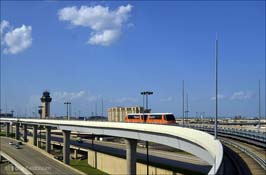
[0,113,13,118]
[234,115,242,120]
[108,106,144,122]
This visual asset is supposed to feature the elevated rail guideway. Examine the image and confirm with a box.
[0,118,223,175]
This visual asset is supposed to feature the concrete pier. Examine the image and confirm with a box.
[33,125,38,146]
[45,126,51,153]
[74,149,78,159]
[125,139,137,175]
[15,123,19,140]
[23,124,27,142]
[11,164,16,172]
[63,130,70,164]
[6,123,10,137]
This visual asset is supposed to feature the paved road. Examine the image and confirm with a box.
[0,161,23,175]
[0,137,81,175]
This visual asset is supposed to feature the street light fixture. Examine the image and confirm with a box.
[140,91,153,175]
[64,102,71,120]
[140,91,153,113]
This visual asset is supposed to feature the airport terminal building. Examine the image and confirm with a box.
[108,106,144,122]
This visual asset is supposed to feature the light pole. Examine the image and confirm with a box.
[64,102,71,120]
[214,36,218,140]
[140,91,153,113]
[141,92,145,113]
[145,91,153,112]
[258,80,261,129]
[182,80,185,127]
[185,93,189,126]
[140,91,153,175]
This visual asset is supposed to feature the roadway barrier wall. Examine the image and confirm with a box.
[87,149,177,175]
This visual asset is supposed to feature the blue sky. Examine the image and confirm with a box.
[0,1,265,118]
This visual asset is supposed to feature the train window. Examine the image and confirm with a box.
[128,115,140,119]
[149,115,162,119]
[164,114,175,121]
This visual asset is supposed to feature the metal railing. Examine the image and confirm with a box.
[221,139,266,171]
[189,125,266,143]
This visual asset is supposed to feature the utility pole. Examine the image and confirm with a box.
[69,103,72,119]
[101,97,104,117]
[64,102,71,120]
[182,80,185,127]
[95,102,98,116]
[186,93,189,125]
[214,35,218,140]
[258,80,261,128]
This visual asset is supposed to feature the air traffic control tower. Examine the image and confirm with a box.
[40,91,52,119]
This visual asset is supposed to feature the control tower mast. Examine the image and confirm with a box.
[40,91,52,119]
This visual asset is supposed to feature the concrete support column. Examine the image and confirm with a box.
[15,123,19,140]
[11,164,16,172]
[63,130,70,164]
[23,124,28,142]
[6,123,10,137]
[125,139,137,175]
[33,125,38,146]
[45,126,51,153]
[74,149,78,159]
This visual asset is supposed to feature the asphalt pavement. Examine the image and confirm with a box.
[0,137,82,175]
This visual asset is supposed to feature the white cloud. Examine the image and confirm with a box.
[58,4,133,46]
[1,20,32,54]
[109,97,137,103]
[160,96,173,102]
[230,91,254,100]
[28,90,100,106]
[1,20,10,37]
[52,91,98,102]
[210,94,225,100]
[89,29,120,46]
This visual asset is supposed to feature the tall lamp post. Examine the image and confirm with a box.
[145,91,153,112]
[64,102,71,120]
[258,80,261,129]
[140,91,153,113]
[140,91,153,175]
[141,92,145,113]
[214,36,218,140]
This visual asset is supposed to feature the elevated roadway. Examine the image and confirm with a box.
[0,118,223,175]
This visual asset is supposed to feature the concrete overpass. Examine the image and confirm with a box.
[0,118,223,175]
